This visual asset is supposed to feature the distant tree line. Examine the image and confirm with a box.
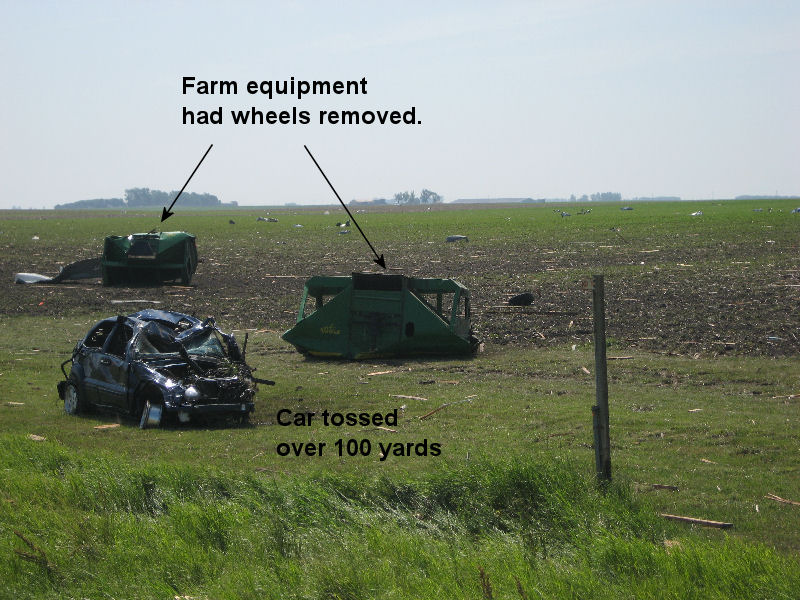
[54,188,234,210]
[392,189,443,205]
[350,189,443,206]
[54,197,125,209]
[589,192,622,202]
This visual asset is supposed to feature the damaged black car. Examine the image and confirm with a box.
[57,310,273,428]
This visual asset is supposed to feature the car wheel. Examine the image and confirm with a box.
[64,380,83,415]
[139,399,163,429]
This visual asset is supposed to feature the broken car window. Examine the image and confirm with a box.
[106,324,133,357]
[84,322,115,349]
[134,321,182,356]
[182,329,226,359]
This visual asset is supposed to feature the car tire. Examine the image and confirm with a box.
[64,380,83,415]
[139,399,163,429]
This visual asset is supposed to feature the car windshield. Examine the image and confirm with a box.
[134,321,182,356]
[133,321,228,360]
[181,329,227,359]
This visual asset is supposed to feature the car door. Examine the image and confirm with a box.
[93,321,133,409]
[78,320,116,405]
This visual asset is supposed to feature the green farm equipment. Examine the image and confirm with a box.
[282,272,480,359]
[101,232,198,286]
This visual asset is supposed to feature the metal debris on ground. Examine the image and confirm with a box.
[446,235,468,242]
[15,257,102,285]
[508,292,534,306]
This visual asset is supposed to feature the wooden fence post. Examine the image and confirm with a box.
[592,274,612,482]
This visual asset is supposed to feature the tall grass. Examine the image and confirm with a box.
[2,434,797,599]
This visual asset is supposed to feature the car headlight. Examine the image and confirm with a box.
[184,386,201,402]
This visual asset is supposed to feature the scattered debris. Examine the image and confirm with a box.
[229,219,236,225]
[765,493,800,506]
[15,257,101,285]
[663,539,681,551]
[367,370,396,376]
[27,434,46,442]
[580,366,591,375]
[374,426,397,433]
[338,230,351,235]
[256,217,279,222]
[93,423,120,430]
[700,458,717,464]
[691,211,703,216]
[293,224,303,228]
[688,408,703,412]
[446,235,468,242]
[652,484,680,491]
[6,402,24,406]
[390,394,428,401]
[508,292,534,306]
[660,513,733,529]
[419,397,474,420]
[620,206,633,211]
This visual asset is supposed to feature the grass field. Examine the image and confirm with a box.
[1,200,798,598]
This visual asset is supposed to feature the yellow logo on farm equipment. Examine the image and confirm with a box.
[320,324,341,335]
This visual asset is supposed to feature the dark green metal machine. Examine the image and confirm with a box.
[101,232,198,286]
[282,272,480,359]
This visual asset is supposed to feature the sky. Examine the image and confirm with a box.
[1,0,798,208]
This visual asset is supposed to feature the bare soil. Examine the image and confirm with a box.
[1,207,797,357]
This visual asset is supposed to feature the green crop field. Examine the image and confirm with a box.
[1,200,798,599]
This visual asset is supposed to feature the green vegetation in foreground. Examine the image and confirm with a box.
[2,434,798,600]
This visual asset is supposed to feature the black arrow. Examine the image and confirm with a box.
[161,143,214,222]
[304,145,386,269]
